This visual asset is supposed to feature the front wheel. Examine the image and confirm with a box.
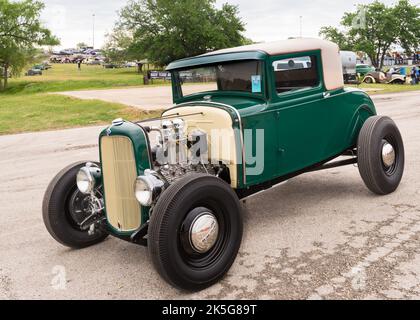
[358,116,405,195]
[148,174,243,291]
[42,161,108,249]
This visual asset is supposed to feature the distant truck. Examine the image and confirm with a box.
[340,51,358,84]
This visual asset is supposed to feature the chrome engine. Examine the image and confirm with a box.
[145,118,227,185]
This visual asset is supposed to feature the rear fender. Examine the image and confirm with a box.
[363,75,376,84]
[347,104,377,147]
[389,77,406,84]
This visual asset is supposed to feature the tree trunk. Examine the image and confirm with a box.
[3,64,8,90]
[369,54,378,69]
[0,67,3,91]
[137,63,143,74]
[379,54,386,71]
[379,45,391,71]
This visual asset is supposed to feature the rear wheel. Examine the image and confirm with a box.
[148,174,243,291]
[358,116,405,195]
[364,76,374,84]
[43,161,108,249]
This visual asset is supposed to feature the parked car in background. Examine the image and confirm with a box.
[356,64,375,76]
[85,60,102,66]
[103,63,121,69]
[43,38,405,291]
[25,68,42,76]
[33,63,52,71]
[363,71,406,84]
[123,62,138,68]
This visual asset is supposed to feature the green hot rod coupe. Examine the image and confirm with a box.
[43,38,405,291]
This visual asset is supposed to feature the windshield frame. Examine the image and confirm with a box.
[171,59,267,104]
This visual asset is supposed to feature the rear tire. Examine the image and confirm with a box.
[43,161,108,249]
[364,76,374,84]
[357,116,405,195]
[148,174,243,291]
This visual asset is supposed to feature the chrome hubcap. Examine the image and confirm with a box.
[189,213,219,254]
[382,142,396,168]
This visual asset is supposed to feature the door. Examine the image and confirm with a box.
[270,52,338,177]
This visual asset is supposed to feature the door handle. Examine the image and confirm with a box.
[323,92,331,99]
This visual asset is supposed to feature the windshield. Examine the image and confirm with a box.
[174,60,263,97]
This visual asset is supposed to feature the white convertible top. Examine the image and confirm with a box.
[202,38,344,91]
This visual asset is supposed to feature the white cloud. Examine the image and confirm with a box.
[41,0,127,49]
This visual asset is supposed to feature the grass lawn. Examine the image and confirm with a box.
[349,83,420,95]
[0,94,162,135]
[0,64,165,135]
[4,63,169,94]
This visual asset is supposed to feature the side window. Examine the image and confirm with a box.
[272,55,319,94]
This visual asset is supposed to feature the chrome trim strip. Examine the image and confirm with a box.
[172,101,247,185]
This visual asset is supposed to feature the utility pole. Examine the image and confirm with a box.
[92,14,96,49]
[299,16,303,38]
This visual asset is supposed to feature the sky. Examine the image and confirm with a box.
[40,0,412,50]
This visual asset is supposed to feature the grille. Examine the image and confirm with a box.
[101,136,141,232]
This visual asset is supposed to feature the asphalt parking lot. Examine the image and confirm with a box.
[0,91,419,300]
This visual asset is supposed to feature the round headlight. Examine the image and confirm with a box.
[77,167,95,194]
[134,171,165,207]
[135,177,153,206]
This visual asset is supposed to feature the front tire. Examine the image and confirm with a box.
[358,116,405,195]
[148,174,243,291]
[43,161,108,249]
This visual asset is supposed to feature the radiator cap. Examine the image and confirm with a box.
[112,118,124,126]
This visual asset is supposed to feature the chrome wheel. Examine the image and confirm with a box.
[189,213,219,254]
[179,205,230,269]
[382,141,396,169]
[381,137,399,176]
[67,188,103,231]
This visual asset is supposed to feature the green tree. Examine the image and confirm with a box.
[0,0,59,90]
[109,0,247,67]
[320,0,420,69]
[76,42,88,49]
[318,26,355,51]
[103,29,132,63]
[102,28,147,72]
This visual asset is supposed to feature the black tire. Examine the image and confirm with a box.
[358,116,405,195]
[42,161,108,249]
[391,79,405,85]
[148,173,243,291]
